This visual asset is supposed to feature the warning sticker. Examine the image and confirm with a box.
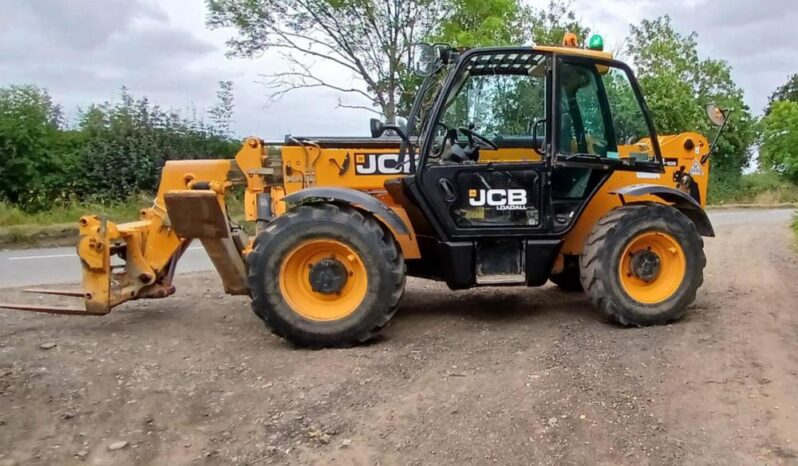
[690,160,704,176]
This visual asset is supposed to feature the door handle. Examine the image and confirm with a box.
[438,179,457,203]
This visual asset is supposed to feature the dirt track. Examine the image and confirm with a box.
[1,210,797,465]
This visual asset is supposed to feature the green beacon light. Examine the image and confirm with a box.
[588,34,604,51]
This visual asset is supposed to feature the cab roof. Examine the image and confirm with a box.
[533,45,613,60]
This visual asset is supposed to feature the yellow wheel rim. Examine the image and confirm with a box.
[619,231,686,304]
[279,239,368,321]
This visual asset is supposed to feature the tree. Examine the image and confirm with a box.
[69,88,242,201]
[626,16,755,181]
[423,1,588,133]
[759,100,798,182]
[207,0,444,122]
[208,80,235,138]
[0,86,63,207]
[432,0,589,50]
[765,74,798,115]
[527,0,590,47]
[431,0,529,47]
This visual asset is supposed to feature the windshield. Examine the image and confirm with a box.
[440,72,545,139]
[430,52,547,147]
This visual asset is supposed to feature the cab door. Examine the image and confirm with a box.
[416,50,553,240]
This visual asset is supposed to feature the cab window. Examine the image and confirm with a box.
[557,59,657,166]
[429,52,548,165]
[559,63,609,156]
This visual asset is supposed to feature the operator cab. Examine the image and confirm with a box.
[376,38,665,288]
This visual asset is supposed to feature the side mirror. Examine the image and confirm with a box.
[369,117,412,151]
[396,116,408,135]
[703,104,732,164]
[370,118,385,138]
[706,103,727,127]
[412,43,437,77]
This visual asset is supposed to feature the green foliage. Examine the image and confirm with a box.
[626,16,756,179]
[0,85,241,211]
[759,100,798,182]
[708,170,798,205]
[0,86,63,206]
[433,0,589,49]
[527,0,590,47]
[0,197,148,227]
[209,81,235,137]
[765,74,798,115]
[431,0,529,47]
[66,88,240,201]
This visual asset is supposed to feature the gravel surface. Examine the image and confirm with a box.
[0,214,797,465]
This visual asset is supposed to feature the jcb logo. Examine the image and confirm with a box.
[354,153,413,175]
[468,189,528,210]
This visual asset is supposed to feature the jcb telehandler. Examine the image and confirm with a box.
[1,36,727,347]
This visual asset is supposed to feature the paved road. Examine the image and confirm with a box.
[0,208,793,288]
[0,243,213,288]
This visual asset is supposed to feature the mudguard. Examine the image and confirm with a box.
[283,187,410,235]
[611,184,715,237]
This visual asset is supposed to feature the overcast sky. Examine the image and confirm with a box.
[1,0,795,139]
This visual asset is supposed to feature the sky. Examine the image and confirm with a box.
[0,0,795,140]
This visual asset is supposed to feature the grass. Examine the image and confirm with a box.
[709,171,798,205]
[0,197,151,249]
[0,191,250,249]
[0,197,149,227]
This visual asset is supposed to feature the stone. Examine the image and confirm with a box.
[108,441,128,451]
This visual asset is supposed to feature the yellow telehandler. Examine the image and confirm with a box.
[1,37,728,347]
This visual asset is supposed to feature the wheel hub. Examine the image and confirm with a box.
[629,250,661,282]
[308,259,348,294]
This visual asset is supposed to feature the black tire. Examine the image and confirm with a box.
[549,257,583,292]
[247,203,406,348]
[579,203,705,326]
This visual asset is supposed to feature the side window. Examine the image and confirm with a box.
[558,62,609,157]
[602,68,653,148]
[557,59,657,167]
[429,52,548,165]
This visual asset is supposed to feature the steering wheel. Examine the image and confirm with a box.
[457,127,498,151]
[433,124,498,163]
[431,122,456,159]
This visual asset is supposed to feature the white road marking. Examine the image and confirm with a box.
[8,253,76,261]
[6,246,204,262]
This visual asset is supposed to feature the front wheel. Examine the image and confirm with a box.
[579,203,706,326]
[247,204,406,348]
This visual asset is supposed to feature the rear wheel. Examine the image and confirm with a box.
[579,203,705,326]
[247,204,405,347]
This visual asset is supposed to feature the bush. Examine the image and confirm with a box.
[0,85,241,212]
[760,100,798,182]
[708,170,798,205]
[0,86,64,208]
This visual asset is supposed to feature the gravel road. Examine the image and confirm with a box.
[0,209,796,465]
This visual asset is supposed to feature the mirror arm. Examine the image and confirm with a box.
[703,109,732,164]
[398,143,416,175]
[387,126,416,175]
